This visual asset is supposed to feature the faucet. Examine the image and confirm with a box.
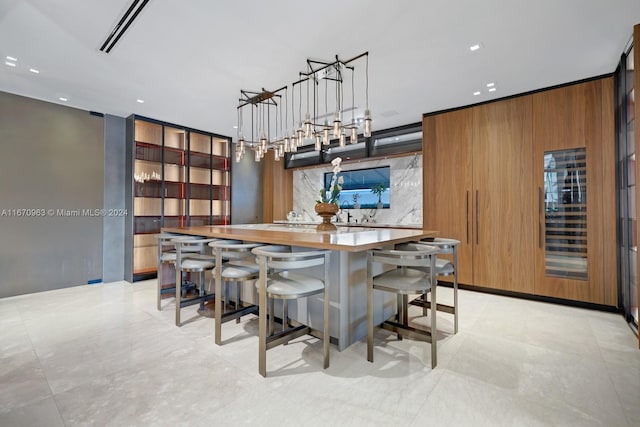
[340,201,352,223]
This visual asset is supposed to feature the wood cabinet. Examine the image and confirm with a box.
[423,109,473,284]
[423,77,616,305]
[531,79,616,305]
[423,97,535,293]
[472,98,535,293]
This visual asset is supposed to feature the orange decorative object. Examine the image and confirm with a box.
[314,203,339,231]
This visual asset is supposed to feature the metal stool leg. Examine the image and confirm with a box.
[396,294,404,340]
[453,248,458,334]
[215,265,223,346]
[268,297,275,336]
[157,262,163,311]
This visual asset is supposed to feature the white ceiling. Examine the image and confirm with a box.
[1,0,639,138]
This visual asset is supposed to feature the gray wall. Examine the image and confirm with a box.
[102,114,126,283]
[0,91,104,297]
[231,152,264,224]
[0,89,263,296]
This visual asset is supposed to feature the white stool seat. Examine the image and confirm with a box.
[161,252,177,262]
[181,259,215,271]
[435,259,454,275]
[222,264,259,279]
[415,258,454,275]
[373,268,432,294]
[266,271,324,299]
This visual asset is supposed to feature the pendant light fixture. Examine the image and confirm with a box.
[234,52,371,162]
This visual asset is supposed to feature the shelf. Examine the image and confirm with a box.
[129,115,231,276]
[189,184,229,200]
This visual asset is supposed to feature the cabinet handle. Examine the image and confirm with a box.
[538,187,543,249]
[475,190,479,245]
[466,190,470,244]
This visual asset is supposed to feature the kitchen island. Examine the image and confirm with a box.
[163,224,437,350]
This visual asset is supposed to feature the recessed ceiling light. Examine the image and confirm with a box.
[29,68,39,74]
[469,44,481,51]
[486,82,495,87]
[5,61,16,67]
[6,56,17,61]
[473,91,481,96]
[59,97,68,101]
[488,87,497,92]
[233,125,238,129]
[136,99,144,103]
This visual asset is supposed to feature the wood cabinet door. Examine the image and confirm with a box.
[532,80,615,304]
[423,109,473,284]
[472,97,535,292]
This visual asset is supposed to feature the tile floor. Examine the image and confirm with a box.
[1,280,639,426]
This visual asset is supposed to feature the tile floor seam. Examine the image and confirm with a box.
[589,320,636,427]
[16,301,69,426]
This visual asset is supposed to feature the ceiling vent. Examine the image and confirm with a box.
[99,0,149,53]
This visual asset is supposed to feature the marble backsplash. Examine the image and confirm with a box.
[292,154,422,225]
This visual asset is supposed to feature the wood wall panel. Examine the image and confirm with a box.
[262,151,293,223]
[423,110,473,284]
[472,97,535,293]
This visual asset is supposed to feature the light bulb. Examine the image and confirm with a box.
[350,127,358,144]
[333,112,341,137]
[304,113,312,138]
[323,120,330,145]
[315,134,321,151]
[363,109,372,138]
[339,132,346,148]
[291,132,298,151]
[254,149,260,162]
[283,136,290,152]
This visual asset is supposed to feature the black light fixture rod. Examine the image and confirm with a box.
[299,52,367,78]
[238,85,287,109]
[100,0,150,53]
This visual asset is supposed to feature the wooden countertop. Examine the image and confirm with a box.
[162,224,438,252]
[273,220,423,229]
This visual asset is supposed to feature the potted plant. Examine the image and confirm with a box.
[352,193,360,209]
[315,157,343,230]
[371,182,386,209]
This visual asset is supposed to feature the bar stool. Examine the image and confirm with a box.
[410,237,460,333]
[155,234,203,311]
[251,245,331,377]
[367,243,439,368]
[208,240,263,345]
[173,237,218,326]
